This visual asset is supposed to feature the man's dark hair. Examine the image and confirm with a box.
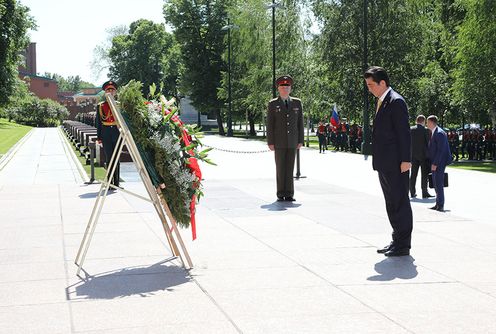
[364,66,390,86]
[416,115,426,123]
[427,115,438,124]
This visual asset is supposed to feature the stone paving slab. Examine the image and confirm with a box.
[0,303,72,334]
[1,129,496,333]
[235,313,411,334]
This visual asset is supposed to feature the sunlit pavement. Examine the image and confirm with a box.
[0,129,495,333]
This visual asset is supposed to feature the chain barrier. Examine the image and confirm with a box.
[203,144,271,154]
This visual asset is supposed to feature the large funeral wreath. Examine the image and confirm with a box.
[118,80,213,239]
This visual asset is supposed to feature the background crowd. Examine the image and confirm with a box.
[316,119,496,162]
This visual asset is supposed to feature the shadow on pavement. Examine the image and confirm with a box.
[68,260,190,300]
[410,197,436,204]
[79,191,116,199]
[367,256,418,282]
[260,201,302,211]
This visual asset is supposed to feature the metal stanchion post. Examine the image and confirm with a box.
[88,141,96,184]
[294,148,306,180]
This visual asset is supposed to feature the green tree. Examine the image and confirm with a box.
[5,92,68,127]
[44,73,95,91]
[312,0,439,124]
[218,0,271,135]
[2,77,31,120]
[90,25,128,81]
[217,0,311,135]
[452,0,496,127]
[0,0,35,106]
[108,19,180,98]
[164,0,229,135]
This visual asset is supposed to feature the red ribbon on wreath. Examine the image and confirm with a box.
[164,108,202,240]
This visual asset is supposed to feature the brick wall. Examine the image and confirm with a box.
[19,74,59,101]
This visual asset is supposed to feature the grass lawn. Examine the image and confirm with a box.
[0,118,32,155]
[449,161,496,174]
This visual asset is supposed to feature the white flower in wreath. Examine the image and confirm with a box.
[148,109,163,128]
[160,96,176,109]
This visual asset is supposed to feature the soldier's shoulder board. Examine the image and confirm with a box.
[291,97,302,102]
[269,97,278,103]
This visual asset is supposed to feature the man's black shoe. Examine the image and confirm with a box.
[285,196,296,202]
[423,193,434,198]
[277,197,285,202]
[429,205,438,210]
[377,243,394,254]
[436,206,445,212]
[384,248,410,257]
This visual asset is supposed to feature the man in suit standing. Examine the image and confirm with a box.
[410,115,433,199]
[427,115,452,212]
[364,66,413,257]
[267,75,304,202]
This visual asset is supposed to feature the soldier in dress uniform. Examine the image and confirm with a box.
[461,129,468,160]
[467,130,476,160]
[451,130,460,162]
[483,127,491,160]
[267,75,304,202]
[317,121,327,153]
[475,131,484,161]
[95,80,120,188]
[489,128,494,160]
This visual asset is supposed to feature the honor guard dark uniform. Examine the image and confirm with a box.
[95,80,120,187]
[267,75,304,202]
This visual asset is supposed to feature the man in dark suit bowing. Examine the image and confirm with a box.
[364,66,413,257]
[410,115,433,199]
[426,115,452,212]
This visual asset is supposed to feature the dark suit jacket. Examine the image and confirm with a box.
[428,127,452,167]
[410,124,430,161]
[267,96,304,149]
[372,89,412,172]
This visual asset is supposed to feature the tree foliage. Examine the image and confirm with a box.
[108,19,180,99]
[0,0,36,106]
[90,25,128,81]
[452,0,496,126]
[217,0,271,135]
[4,79,68,127]
[98,0,496,130]
[216,0,314,134]
[312,0,434,125]
[164,0,229,135]
[43,73,95,92]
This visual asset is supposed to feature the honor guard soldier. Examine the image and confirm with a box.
[267,75,304,202]
[95,80,120,188]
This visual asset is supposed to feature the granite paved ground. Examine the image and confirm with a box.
[0,127,495,333]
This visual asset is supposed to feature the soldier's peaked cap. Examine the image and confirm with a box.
[276,75,293,86]
[102,80,118,91]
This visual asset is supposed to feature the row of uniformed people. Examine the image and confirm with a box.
[452,129,496,161]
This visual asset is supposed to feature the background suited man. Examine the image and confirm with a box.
[410,115,433,198]
[95,80,120,188]
[267,75,304,202]
[364,66,413,257]
[427,115,452,212]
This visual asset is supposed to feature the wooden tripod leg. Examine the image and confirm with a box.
[157,201,181,256]
[159,196,193,269]
[75,136,124,275]
[150,187,179,256]
[75,181,105,265]
[153,187,186,266]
